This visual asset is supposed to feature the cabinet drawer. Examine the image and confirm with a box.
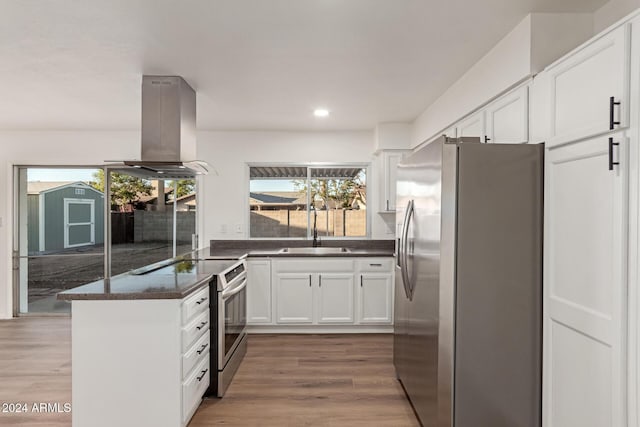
[182,286,210,325]
[356,258,393,272]
[182,331,211,379]
[182,310,210,352]
[274,258,355,273]
[182,354,210,424]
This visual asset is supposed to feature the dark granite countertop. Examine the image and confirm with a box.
[58,240,395,301]
[57,259,240,301]
[190,239,396,260]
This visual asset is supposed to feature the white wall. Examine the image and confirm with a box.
[411,15,533,148]
[595,0,640,32]
[197,130,395,243]
[0,131,139,319]
[411,13,593,148]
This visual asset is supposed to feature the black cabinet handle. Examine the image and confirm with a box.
[610,96,621,130]
[197,343,209,355]
[195,297,207,305]
[360,275,363,287]
[197,369,208,382]
[309,274,312,287]
[319,275,322,287]
[196,321,208,331]
[484,135,491,143]
[369,263,382,267]
[609,137,620,171]
[386,200,389,211]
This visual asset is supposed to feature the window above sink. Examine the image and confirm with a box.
[248,164,369,240]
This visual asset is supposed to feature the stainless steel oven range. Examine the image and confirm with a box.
[205,259,247,397]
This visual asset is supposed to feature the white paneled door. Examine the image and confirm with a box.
[544,132,628,427]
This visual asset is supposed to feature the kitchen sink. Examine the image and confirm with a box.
[278,247,351,254]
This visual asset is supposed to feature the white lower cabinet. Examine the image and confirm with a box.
[268,257,393,328]
[276,273,314,323]
[70,285,211,427]
[247,258,272,324]
[358,273,393,324]
[317,273,354,323]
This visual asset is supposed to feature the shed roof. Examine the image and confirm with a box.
[27,181,101,195]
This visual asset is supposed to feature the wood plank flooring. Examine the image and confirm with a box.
[191,334,419,427]
[0,318,419,427]
[0,317,71,427]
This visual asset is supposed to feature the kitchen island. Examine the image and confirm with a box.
[57,259,239,427]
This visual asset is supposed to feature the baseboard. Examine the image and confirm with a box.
[247,325,394,334]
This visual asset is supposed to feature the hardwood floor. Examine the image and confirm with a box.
[0,317,71,427]
[191,334,419,427]
[0,319,418,427]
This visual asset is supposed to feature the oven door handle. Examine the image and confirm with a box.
[221,279,247,300]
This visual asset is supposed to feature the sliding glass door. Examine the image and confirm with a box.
[13,166,197,315]
[14,167,105,314]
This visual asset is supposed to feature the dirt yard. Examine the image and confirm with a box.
[27,243,193,302]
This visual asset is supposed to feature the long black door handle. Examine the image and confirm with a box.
[610,97,621,130]
[609,137,620,171]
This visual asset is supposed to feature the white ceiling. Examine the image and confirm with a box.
[0,0,607,131]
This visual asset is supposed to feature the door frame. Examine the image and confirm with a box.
[63,198,95,249]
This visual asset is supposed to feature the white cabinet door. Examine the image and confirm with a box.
[316,273,354,324]
[247,259,272,324]
[485,86,529,144]
[544,132,628,427]
[381,151,409,212]
[457,110,486,141]
[275,273,313,324]
[548,25,630,146]
[358,273,393,324]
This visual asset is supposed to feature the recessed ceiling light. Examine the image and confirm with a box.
[314,108,330,118]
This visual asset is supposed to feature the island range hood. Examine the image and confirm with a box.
[121,75,210,179]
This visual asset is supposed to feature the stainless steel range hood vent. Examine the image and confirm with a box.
[119,76,210,179]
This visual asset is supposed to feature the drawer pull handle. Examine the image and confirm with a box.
[196,321,208,331]
[369,263,382,267]
[195,297,207,305]
[197,343,209,355]
[360,275,363,287]
[197,369,208,382]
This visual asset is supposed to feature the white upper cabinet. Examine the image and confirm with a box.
[547,24,630,147]
[485,86,529,144]
[378,150,410,213]
[457,110,486,141]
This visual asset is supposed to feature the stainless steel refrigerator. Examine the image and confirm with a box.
[394,136,543,427]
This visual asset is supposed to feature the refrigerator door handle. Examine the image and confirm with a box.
[401,199,414,299]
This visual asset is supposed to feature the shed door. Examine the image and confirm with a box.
[64,199,95,248]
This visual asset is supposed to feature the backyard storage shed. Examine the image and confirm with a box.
[27,182,104,253]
